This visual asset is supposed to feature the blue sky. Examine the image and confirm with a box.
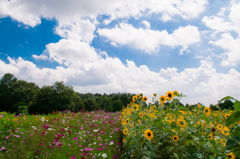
[0,0,239,106]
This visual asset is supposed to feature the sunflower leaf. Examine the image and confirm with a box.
[199,115,210,124]
[225,111,240,126]
[186,146,197,155]
[226,136,240,150]
[217,96,234,103]
[178,106,187,111]
[230,125,240,137]
[173,153,180,159]
[233,101,240,111]
[159,132,169,144]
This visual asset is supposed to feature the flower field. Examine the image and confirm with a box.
[120,91,240,159]
[1,91,240,159]
[0,110,123,159]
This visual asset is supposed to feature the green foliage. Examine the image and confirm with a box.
[83,98,100,111]
[13,101,28,115]
[112,99,123,112]
[219,99,234,110]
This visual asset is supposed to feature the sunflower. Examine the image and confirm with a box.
[139,112,143,118]
[224,114,230,119]
[226,152,236,159]
[122,138,127,143]
[138,120,141,124]
[177,118,187,128]
[123,128,128,135]
[159,95,166,104]
[124,119,129,125]
[165,91,174,101]
[147,108,151,112]
[213,113,217,117]
[198,104,201,108]
[153,93,157,97]
[144,129,154,140]
[132,95,137,102]
[137,94,141,99]
[173,90,179,97]
[217,124,223,130]
[132,104,139,111]
[203,107,211,116]
[142,96,148,102]
[172,135,179,142]
[152,105,156,110]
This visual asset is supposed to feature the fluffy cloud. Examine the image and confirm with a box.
[0,0,208,27]
[1,52,239,106]
[97,23,200,53]
[202,1,240,66]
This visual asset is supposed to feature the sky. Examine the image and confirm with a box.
[0,0,240,106]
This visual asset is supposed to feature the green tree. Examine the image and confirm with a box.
[0,73,17,112]
[112,99,123,112]
[83,98,100,111]
[219,99,234,110]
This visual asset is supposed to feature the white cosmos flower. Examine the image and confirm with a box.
[102,153,107,158]
[109,141,114,145]
[93,129,99,132]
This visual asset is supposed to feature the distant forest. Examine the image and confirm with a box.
[0,73,233,115]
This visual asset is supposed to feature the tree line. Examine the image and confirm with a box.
[0,73,134,115]
[0,73,233,115]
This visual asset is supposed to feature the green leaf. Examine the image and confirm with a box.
[230,126,240,137]
[233,101,240,111]
[186,146,198,155]
[190,153,204,159]
[218,96,234,103]
[226,136,240,150]
[173,152,180,159]
[199,115,210,123]
[226,111,240,126]
[159,132,169,144]
[179,106,187,111]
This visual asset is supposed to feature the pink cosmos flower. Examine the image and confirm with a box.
[97,147,103,150]
[113,155,118,158]
[5,136,9,140]
[71,156,76,159]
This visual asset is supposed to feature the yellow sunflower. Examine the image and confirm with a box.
[147,108,151,112]
[144,129,154,140]
[132,95,137,102]
[213,113,217,117]
[173,90,179,97]
[159,95,166,104]
[217,124,223,130]
[172,135,179,142]
[137,94,141,99]
[152,105,156,110]
[142,96,148,102]
[198,104,201,108]
[153,93,157,97]
[122,138,127,143]
[139,112,143,118]
[138,120,141,124]
[124,119,129,125]
[224,114,230,119]
[226,152,236,159]
[165,91,174,100]
[203,107,211,116]
[132,104,139,111]
[177,118,187,128]
[123,128,128,135]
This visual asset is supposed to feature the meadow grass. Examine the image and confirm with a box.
[0,110,124,159]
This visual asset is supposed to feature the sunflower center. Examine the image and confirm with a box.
[161,98,164,101]
[180,121,184,125]
[168,94,172,97]
[148,132,151,137]
[227,155,232,159]
[174,137,177,140]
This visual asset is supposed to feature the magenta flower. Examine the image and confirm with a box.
[84,147,93,151]
[97,147,103,150]
[71,156,76,159]
[5,136,9,140]
[113,155,118,158]
[0,147,5,151]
